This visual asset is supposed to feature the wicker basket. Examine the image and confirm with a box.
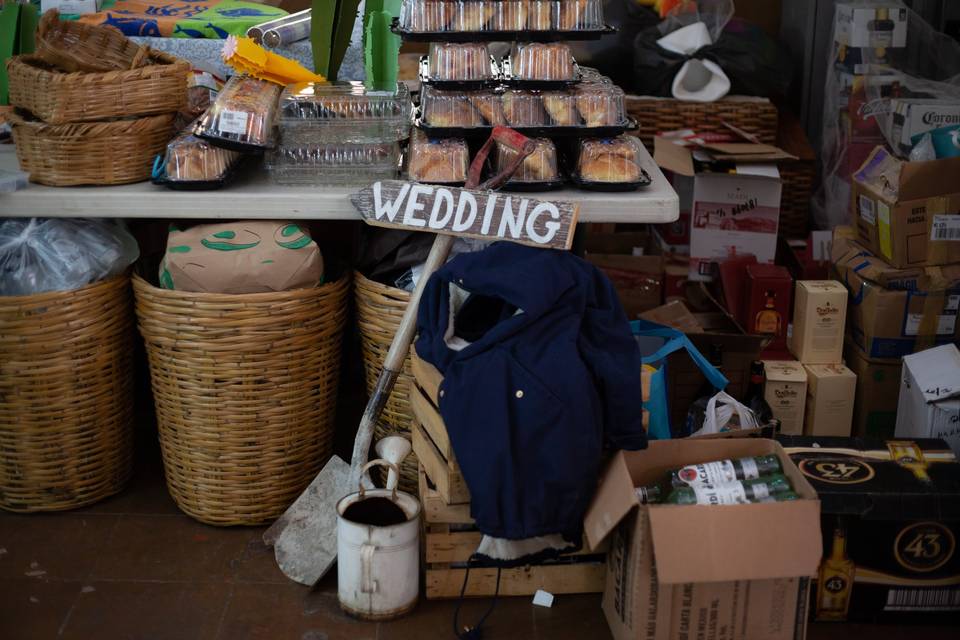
[354,271,419,493]
[132,273,350,526]
[8,111,174,186]
[627,95,779,149]
[0,276,135,512]
[35,10,148,73]
[777,112,817,239]
[7,52,189,124]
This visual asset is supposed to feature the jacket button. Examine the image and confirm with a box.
[440,390,445,398]
[515,390,524,399]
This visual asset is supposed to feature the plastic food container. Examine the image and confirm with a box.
[407,130,469,184]
[265,143,401,185]
[424,42,497,84]
[501,90,548,126]
[277,81,411,144]
[496,137,561,189]
[396,0,609,37]
[573,135,651,191]
[420,86,502,128]
[504,42,579,82]
[573,83,627,127]
[196,75,281,151]
[153,126,242,189]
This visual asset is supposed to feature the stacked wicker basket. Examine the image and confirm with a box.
[5,11,187,186]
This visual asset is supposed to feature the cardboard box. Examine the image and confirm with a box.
[780,436,960,624]
[844,343,902,439]
[40,0,102,13]
[584,232,664,320]
[832,233,960,358]
[584,439,821,640]
[835,4,908,49]
[853,147,960,268]
[762,360,808,436]
[889,99,960,157]
[638,301,703,335]
[744,264,792,356]
[790,281,848,364]
[895,344,960,456]
[804,364,857,437]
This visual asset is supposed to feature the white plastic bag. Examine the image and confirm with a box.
[0,218,139,295]
[691,391,760,437]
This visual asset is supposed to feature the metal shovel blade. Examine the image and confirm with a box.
[262,454,351,586]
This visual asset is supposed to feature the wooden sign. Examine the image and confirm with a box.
[351,180,579,250]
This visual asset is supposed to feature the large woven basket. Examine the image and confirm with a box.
[35,10,148,73]
[0,276,135,512]
[132,273,350,526]
[354,271,419,493]
[8,111,174,186]
[7,52,189,124]
[627,95,779,149]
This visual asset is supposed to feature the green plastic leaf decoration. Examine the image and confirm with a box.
[330,0,362,81]
[364,6,400,91]
[311,0,337,77]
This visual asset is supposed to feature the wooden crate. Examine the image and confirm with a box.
[410,351,607,600]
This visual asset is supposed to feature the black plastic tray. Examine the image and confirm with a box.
[569,167,652,192]
[150,153,246,191]
[392,18,617,43]
[499,178,566,193]
[418,56,501,90]
[414,117,637,140]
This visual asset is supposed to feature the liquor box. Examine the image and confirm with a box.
[853,147,960,269]
[743,264,792,357]
[762,360,808,436]
[779,436,960,624]
[790,281,848,364]
[844,342,901,439]
[835,4,908,49]
[804,364,857,438]
[585,438,821,640]
[889,99,960,158]
[895,344,960,457]
[831,232,960,358]
[409,351,606,599]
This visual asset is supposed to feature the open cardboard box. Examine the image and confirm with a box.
[584,438,822,640]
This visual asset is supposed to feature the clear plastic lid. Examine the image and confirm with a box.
[163,127,241,183]
[576,135,644,183]
[573,83,626,127]
[265,142,401,185]
[426,42,496,81]
[398,0,606,33]
[508,42,576,81]
[420,86,502,127]
[407,129,469,183]
[497,137,559,183]
[196,75,281,149]
[502,90,548,126]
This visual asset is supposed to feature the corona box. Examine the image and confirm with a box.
[780,436,960,623]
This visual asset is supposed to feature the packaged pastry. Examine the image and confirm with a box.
[575,136,647,187]
[156,125,242,188]
[507,43,577,82]
[453,1,497,31]
[528,1,553,30]
[574,83,626,127]
[556,0,604,30]
[196,75,281,150]
[502,90,548,126]
[407,130,469,184]
[426,42,496,83]
[401,0,453,32]
[277,81,411,144]
[497,137,560,186]
[492,1,528,31]
[421,86,499,128]
[266,143,401,186]
[541,91,581,126]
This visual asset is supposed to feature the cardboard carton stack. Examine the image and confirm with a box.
[895,344,960,456]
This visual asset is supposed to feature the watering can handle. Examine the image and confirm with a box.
[358,459,400,501]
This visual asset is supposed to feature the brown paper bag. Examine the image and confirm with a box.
[160,221,324,293]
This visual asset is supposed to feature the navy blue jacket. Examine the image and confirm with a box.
[415,243,646,541]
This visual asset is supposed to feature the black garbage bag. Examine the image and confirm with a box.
[630,18,793,100]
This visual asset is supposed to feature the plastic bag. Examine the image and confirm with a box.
[690,390,759,437]
[0,218,139,295]
[630,17,792,100]
[814,0,960,230]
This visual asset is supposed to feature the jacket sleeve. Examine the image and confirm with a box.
[578,265,648,451]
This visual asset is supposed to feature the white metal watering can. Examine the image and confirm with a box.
[337,439,420,620]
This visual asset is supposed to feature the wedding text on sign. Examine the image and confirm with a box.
[354,181,578,250]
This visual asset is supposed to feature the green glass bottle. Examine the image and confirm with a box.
[661,474,794,506]
[636,455,783,503]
